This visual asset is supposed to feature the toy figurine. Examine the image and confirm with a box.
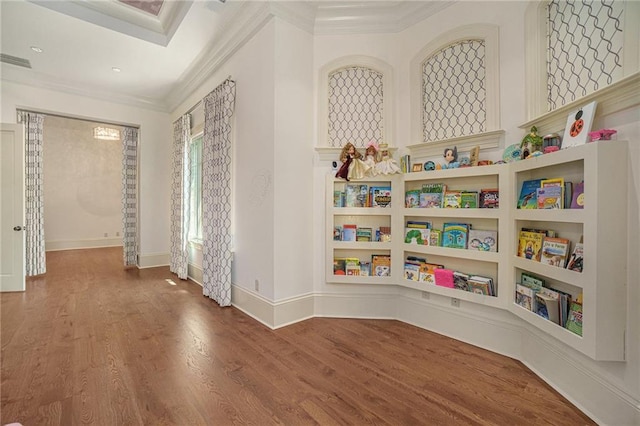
[363,140,380,176]
[375,143,401,175]
[335,142,369,181]
[521,126,544,159]
[442,146,459,169]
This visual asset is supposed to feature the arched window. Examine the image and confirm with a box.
[318,56,393,151]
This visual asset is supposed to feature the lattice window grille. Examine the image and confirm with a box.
[327,66,383,148]
[547,0,624,111]
[422,40,486,142]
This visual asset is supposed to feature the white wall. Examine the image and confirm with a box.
[1,81,172,263]
[43,115,122,250]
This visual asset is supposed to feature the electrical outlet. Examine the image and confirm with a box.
[451,298,460,308]
[254,279,259,291]
[104,232,108,237]
[421,291,430,300]
[116,231,120,236]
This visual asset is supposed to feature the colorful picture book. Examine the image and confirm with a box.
[468,229,497,252]
[479,188,499,208]
[442,222,470,249]
[517,178,545,209]
[468,276,494,296]
[333,258,346,275]
[405,189,421,208]
[370,186,392,208]
[460,191,479,208]
[342,224,357,241]
[453,271,470,291]
[405,228,430,245]
[371,254,391,276]
[571,181,584,209]
[536,186,563,209]
[420,183,446,208]
[540,237,571,267]
[515,284,535,311]
[345,184,368,207]
[535,291,561,324]
[419,263,443,284]
[443,191,462,208]
[345,258,360,275]
[565,302,583,336]
[434,268,455,288]
[566,242,584,272]
[517,230,544,261]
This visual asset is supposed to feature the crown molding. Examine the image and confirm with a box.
[406,130,505,161]
[28,0,193,46]
[164,2,274,112]
[1,66,169,113]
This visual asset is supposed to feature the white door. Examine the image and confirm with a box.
[1,123,25,292]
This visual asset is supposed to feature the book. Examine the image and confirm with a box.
[443,191,462,208]
[468,229,498,252]
[521,272,544,292]
[565,301,583,336]
[370,186,392,208]
[468,276,494,296]
[564,182,573,210]
[517,230,544,261]
[479,188,499,208]
[442,222,470,249]
[566,242,584,272]
[419,263,443,284]
[429,229,442,247]
[536,186,563,209]
[371,254,391,276]
[406,220,431,229]
[434,268,455,288]
[333,226,342,241]
[540,237,571,267]
[405,189,421,208]
[515,283,536,311]
[453,271,470,291]
[535,292,560,325]
[571,181,584,209]
[333,190,345,207]
[359,261,371,276]
[342,224,357,242]
[333,258,346,275]
[404,262,420,281]
[346,184,368,207]
[379,226,392,242]
[460,191,479,208]
[517,178,545,209]
[420,183,446,208]
[540,178,564,208]
[405,228,430,245]
[356,227,373,242]
[345,258,360,276]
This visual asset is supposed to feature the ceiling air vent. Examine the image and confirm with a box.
[0,54,32,69]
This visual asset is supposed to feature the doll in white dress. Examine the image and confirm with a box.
[375,143,401,175]
[336,142,369,181]
[363,141,380,176]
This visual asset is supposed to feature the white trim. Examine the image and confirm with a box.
[406,130,505,163]
[317,55,394,148]
[45,238,122,252]
[137,252,169,268]
[187,262,203,285]
[410,24,500,144]
[231,285,315,329]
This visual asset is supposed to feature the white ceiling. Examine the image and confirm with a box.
[1,0,454,113]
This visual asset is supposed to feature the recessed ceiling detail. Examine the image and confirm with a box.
[118,0,164,17]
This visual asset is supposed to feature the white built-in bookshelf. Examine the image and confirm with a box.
[325,140,628,361]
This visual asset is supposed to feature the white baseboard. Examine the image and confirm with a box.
[231,285,314,329]
[188,263,203,285]
[137,252,170,268]
[45,238,122,251]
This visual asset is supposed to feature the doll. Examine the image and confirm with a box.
[363,141,380,176]
[375,143,401,175]
[442,146,459,169]
[336,142,369,181]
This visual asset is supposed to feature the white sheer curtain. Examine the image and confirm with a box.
[202,78,236,306]
[121,127,138,267]
[169,114,191,279]
[18,111,46,276]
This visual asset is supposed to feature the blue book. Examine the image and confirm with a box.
[517,178,546,209]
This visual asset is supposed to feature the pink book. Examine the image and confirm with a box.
[434,268,455,288]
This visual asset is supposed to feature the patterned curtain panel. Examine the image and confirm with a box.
[121,127,138,267]
[169,114,191,279]
[18,111,46,276]
[202,79,236,306]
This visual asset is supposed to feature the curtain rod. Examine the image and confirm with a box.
[184,75,234,116]
[17,108,139,129]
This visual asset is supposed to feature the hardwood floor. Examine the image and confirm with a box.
[1,247,594,425]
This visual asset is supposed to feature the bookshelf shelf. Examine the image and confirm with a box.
[325,141,627,361]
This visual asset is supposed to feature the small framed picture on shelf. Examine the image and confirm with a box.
[562,101,597,149]
[412,163,423,172]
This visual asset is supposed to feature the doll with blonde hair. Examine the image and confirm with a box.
[375,143,401,175]
[336,142,370,180]
[363,140,381,176]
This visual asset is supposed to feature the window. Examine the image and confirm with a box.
[188,134,203,241]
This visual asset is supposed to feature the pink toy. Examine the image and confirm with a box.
[588,129,617,142]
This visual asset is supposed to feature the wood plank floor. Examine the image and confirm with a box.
[1,247,594,425]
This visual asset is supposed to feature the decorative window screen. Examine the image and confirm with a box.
[422,40,486,142]
[547,0,624,111]
[328,66,383,148]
